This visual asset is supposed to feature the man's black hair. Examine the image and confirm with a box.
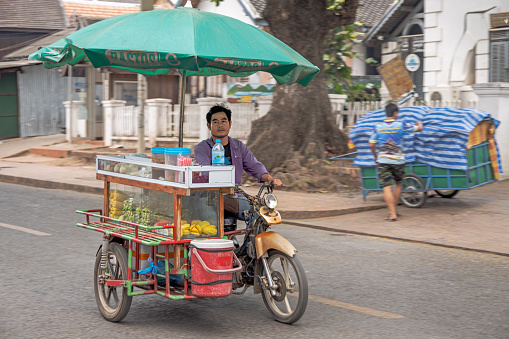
[385,103,399,118]
[206,104,232,123]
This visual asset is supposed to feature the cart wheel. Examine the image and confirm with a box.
[94,242,132,322]
[434,190,459,198]
[400,173,427,208]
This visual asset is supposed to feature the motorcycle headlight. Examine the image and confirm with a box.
[264,193,278,209]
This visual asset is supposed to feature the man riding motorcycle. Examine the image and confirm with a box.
[194,104,282,223]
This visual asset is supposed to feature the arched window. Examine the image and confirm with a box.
[408,24,423,35]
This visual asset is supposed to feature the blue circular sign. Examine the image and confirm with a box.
[405,54,420,72]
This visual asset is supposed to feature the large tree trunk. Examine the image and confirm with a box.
[246,0,359,190]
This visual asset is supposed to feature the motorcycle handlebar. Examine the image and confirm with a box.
[234,181,273,199]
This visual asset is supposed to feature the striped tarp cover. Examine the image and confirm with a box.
[349,106,503,173]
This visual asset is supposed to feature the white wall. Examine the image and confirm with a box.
[351,45,367,77]
[424,0,509,101]
[197,0,274,90]
[197,0,256,26]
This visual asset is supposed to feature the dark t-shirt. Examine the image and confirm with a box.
[224,142,232,165]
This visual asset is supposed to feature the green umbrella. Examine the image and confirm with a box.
[29,7,319,146]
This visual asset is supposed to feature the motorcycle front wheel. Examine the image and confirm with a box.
[261,250,308,324]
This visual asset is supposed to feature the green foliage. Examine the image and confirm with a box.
[344,83,381,102]
[210,0,370,97]
[332,83,344,94]
[323,21,380,93]
[324,24,361,89]
[327,0,346,10]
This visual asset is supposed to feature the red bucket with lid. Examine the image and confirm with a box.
[190,239,242,297]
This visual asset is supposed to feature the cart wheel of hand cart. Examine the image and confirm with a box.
[434,190,459,199]
[94,242,132,322]
[400,173,427,208]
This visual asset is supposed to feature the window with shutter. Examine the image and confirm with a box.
[490,30,509,82]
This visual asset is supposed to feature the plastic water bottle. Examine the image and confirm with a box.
[212,139,225,165]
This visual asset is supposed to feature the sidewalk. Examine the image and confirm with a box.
[0,135,507,256]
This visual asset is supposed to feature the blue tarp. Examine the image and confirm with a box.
[349,106,503,173]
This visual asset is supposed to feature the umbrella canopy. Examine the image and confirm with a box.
[29,7,319,86]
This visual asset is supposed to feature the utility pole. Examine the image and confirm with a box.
[137,0,153,154]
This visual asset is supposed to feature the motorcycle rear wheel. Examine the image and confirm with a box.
[94,242,132,322]
[261,250,308,324]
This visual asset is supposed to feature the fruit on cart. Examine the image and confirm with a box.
[114,163,122,172]
[109,210,123,218]
[181,220,188,225]
[201,225,217,235]
[110,190,129,200]
[119,163,139,174]
[109,200,124,209]
[191,219,201,225]
[129,164,139,173]
[181,224,191,236]
[122,198,136,222]
[119,164,129,174]
[105,163,116,171]
[169,227,183,237]
[198,220,210,227]
[190,224,201,235]
[139,207,154,226]
[109,208,123,219]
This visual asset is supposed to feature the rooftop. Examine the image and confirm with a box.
[0,0,68,31]
[356,0,395,28]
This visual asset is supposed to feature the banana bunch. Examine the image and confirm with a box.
[138,207,153,226]
[122,198,136,222]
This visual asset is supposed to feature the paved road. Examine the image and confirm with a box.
[1,183,508,338]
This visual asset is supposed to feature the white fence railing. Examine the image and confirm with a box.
[112,105,139,136]
[101,96,479,146]
[335,99,479,131]
[104,99,259,145]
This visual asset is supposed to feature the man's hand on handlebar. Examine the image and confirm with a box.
[261,174,282,188]
[271,178,282,188]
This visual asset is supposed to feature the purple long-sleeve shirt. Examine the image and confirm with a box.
[194,136,269,184]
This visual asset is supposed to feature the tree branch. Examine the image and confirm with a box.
[326,0,360,30]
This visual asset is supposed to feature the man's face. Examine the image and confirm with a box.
[208,111,231,139]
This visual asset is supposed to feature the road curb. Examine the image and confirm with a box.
[280,205,385,219]
[0,175,103,195]
[284,221,509,257]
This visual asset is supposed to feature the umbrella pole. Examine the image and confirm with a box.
[137,74,146,153]
[178,70,187,148]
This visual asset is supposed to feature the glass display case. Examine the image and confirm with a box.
[96,154,235,241]
[96,154,235,189]
[108,183,220,239]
